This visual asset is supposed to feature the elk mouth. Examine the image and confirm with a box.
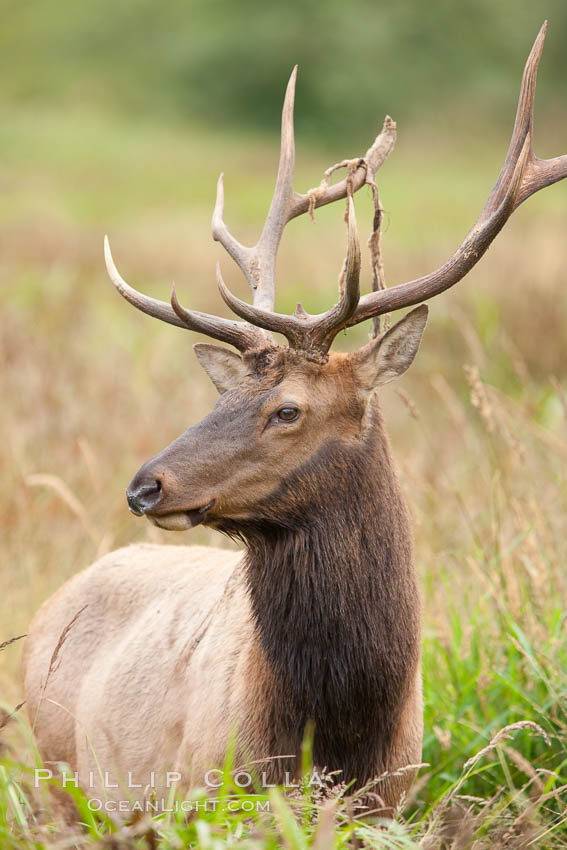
[148,499,216,531]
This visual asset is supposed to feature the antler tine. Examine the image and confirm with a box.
[311,194,361,346]
[105,236,187,329]
[212,67,299,312]
[252,64,298,309]
[510,23,567,207]
[170,283,269,352]
[104,236,267,353]
[287,115,397,221]
[211,173,253,277]
[216,263,302,346]
[349,21,567,326]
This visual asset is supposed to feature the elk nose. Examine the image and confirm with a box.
[126,480,162,516]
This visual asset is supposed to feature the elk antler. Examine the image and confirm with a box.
[106,23,565,359]
[213,22,566,357]
[348,20,567,326]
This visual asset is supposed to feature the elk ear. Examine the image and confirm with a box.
[353,305,428,391]
[193,343,248,394]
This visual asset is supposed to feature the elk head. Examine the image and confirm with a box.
[104,24,566,532]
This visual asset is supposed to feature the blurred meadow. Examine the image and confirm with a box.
[1,1,567,847]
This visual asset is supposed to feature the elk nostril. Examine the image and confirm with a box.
[126,479,163,516]
[126,491,145,516]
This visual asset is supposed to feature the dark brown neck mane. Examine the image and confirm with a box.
[220,407,420,787]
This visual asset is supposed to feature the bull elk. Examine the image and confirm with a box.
[23,24,566,816]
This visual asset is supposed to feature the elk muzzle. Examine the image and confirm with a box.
[124,415,228,530]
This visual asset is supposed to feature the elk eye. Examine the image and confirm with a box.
[277,406,299,422]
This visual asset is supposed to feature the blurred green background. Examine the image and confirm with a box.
[3,0,567,142]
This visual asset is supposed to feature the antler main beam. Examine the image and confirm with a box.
[350,20,567,326]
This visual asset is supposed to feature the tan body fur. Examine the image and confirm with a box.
[24,541,422,811]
